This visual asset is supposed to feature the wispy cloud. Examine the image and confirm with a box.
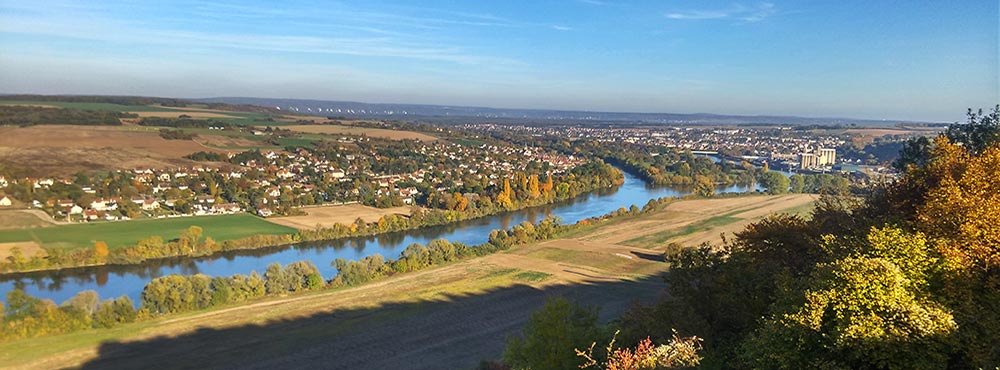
[666,2,777,22]
[551,25,573,31]
[0,1,529,66]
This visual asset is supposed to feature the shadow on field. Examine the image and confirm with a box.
[630,251,666,262]
[75,275,666,370]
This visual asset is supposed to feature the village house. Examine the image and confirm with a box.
[90,198,108,211]
[266,187,281,197]
[33,178,54,189]
[0,195,12,207]
[212,203,241,214]
[83,209,100,221]
[142,199,160,211]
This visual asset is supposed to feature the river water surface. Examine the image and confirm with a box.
[0,171,761,304]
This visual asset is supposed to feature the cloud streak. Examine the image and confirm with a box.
[0,1,529,66]
[666,2,777,22]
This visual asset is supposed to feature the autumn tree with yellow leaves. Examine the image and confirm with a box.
[503,107,1000,370]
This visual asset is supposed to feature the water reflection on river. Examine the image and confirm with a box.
[0,171,762,304]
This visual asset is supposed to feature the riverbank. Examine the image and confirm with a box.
[0,194,818,369]
[0,167,622,275]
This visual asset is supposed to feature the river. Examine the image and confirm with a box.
[0,171,761,305]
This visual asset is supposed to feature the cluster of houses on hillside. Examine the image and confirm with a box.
[0,139,584,223]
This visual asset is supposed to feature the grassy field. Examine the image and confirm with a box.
[285,124,438,141]
[574,194,819,250]
[0,194,817,369]
[0,211,55,230]
[266,204,411,230]
[0,214,296,250]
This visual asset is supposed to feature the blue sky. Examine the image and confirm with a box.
[0,0,996,121]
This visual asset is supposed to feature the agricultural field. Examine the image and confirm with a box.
[0,100,293,125]
[267,204,412,230]
[0,214,296,251]
[285,124,438,141]
[0,194,816,369]
[0,125,225,176]
[0,210,58,230]
[569,194,818,249]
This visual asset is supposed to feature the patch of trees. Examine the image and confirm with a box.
[593,145,759,187]
[1,261,322,340]
[498,106,1000,369]
[2,95,281,115]
[184,151,226,161]
[760,172,851,195]
[499,297,703,370]
[0,226,298,273]
[158,128,197,140]
[838,140,908,165]
[1,94,190,107]
[787,173,850,194]
[141,261,321,315]
[328,216,563,287]
[1,290,136,341]
[0,105,134,126]
[139,117,231,128]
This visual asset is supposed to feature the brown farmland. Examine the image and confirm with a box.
[266,204,412,230]
[0,125,226,176]
[285,124,438,141]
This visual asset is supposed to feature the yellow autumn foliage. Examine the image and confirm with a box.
[916,137,1000,270]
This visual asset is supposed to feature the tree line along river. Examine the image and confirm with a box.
[0,169,764,305]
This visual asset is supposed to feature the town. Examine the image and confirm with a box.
[0,135,584,223]
[457,122,937,174]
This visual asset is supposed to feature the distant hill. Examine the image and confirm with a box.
[196,96,933,126]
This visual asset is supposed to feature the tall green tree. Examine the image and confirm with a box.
[504,297,607,370]
[758,172,789,195]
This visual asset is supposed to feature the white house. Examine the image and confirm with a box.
[0,195,12,207]
[90,199,107,211]
[142,199,160,211]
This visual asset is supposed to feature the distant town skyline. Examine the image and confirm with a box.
[0,0,997,122]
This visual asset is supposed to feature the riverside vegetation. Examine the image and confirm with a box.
[0,189,691,342]
[0,162,622,273]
